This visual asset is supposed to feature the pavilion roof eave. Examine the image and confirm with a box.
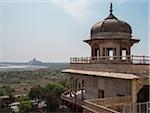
[83,38,140,45]
[62,69,140,80]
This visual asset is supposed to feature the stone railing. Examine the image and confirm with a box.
[88,96,132,107]
[70,55,150,65]
[83,96,132,113]
[61,91,133,113]
[83,100,121,113]
[61,91,121,113]
[123,101,150,113]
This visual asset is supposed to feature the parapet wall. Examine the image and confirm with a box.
[70,63,149,74]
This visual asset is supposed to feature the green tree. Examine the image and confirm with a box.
[28,85,43,99]
[45,82,65,95]
[46,93,59,112]
[0,86,15,97]
[44,82,65,112]
[28,82,65,112]
[19,95,29,102]
[59,80,69,88]
[19,100,32,113]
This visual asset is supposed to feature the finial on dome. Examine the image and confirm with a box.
[110,2,113,14]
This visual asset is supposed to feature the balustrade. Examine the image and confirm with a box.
[70,55,150,64]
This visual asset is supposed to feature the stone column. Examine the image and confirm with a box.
[73,78,76,98]
[69,78,72,97]
[132,78,137,113]
[105,48,108,57]
[75,78,77,98]
[112,48,115,60]
[116,40,121,63]
[91,47,94,57]
[126,47,131,63]
[132,79,137,103]
[81,80,84,100]
[76,79,78,92]
[72,78,74,92]
[99,42,103,59]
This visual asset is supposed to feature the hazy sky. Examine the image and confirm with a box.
[0,0,149,62]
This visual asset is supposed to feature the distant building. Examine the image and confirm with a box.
[29,58,42,65]
[61,3,149,113]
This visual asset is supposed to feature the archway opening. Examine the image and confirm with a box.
[137,85,149,113]
[137,85,149,103]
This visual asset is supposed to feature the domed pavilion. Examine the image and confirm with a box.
[84,3,140,63]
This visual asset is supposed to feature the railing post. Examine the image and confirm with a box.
[131,55,133,63]
[143,56,145,64]
[86,57,88,63]
[70,57,72,64]
[140,57,142,64]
